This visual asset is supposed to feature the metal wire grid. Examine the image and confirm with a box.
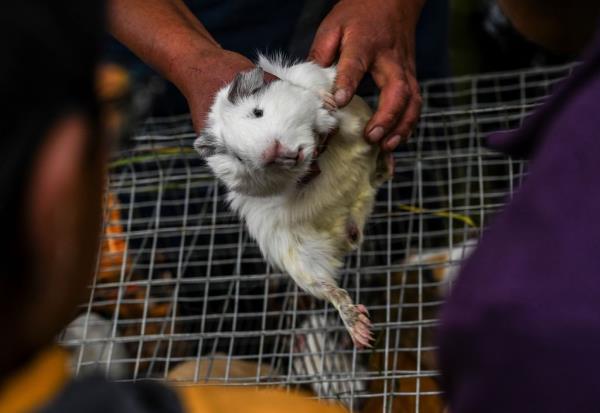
[59,63,575,412]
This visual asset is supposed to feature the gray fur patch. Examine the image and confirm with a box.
[227,67,265,104]
[193,133,224,158]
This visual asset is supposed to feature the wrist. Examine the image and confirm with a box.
[165,39,224,93]
[170,47,255,108]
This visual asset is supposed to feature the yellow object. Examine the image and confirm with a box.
[397,204,478,228]
[177,386,347,413]
[167,357,277,383]
[109,147,196,169]
[96,63,130,101]
[0,347,70,413]
[0,346,347,413]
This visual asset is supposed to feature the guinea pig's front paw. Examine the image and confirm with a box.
[319,90,337,112]
[315,94,339,136]
[315,108,339,136]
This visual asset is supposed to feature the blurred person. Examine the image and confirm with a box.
[439,1,600,412]
[107,0,449,152]
[0,2,346,412]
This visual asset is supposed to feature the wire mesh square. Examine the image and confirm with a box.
[59,63,575,412]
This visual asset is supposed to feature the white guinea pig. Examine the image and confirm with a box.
[194,56,392,348]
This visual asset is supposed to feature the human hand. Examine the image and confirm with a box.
[309,0,425,151]
[108,0,255,132]
[171,48,255,132]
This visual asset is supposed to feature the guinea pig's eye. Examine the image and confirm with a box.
[252,108,263,118]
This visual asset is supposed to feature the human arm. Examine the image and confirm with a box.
[107,0,254,131]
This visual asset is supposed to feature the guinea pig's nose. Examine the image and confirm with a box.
[262,140,303,166]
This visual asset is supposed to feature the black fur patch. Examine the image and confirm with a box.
[227,67,265,104]
[193,133,224,158]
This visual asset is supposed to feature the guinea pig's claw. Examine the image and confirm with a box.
[320,91,337,112]
[341,304,374,350]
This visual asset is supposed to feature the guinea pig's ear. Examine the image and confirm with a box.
[228,67,265,104]
[194,133,220,158]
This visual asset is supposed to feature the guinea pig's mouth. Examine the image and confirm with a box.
[265,147,306,168]
[262,143,310,170]
[269,152,305,168]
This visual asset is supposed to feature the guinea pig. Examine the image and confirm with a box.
[194,55,393,348]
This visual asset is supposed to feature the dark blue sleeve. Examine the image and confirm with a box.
[185,0,305,59]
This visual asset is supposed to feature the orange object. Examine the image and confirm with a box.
[177,385,347,413]
[98,192,130,283]
[0,346,348,413]
[362,351,444,413]
[0,347,70,413]
[363,266,447,413]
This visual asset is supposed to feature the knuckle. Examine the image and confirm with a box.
[400,116,417,132]
[337,71,361,90]
[309,48,325,62]
[374,111,396,126]
[391,127,405,139]
[340,58,367,77]
[356,55,370,73]
[398,123,413,136]
[387,81,409,102]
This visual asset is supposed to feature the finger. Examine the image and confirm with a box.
[383,99,421,150]
[365,60,411,144]
[382,76,422,151]
[334,45,370,107]
[309,25,342,67]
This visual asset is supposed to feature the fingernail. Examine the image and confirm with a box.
[334,89,349,106]
[367,126,385,142]
[386,135,402,149]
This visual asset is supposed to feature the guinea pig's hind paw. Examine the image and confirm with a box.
[340,304,374,349]
[319,91,337,112]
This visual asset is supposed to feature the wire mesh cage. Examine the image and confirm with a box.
[59,63,576,413]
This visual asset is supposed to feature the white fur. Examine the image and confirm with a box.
[62,313,130,379]
[196,57,390,346]
[404,239,478,297]
[257,54,337,95]
[293,315,368,409]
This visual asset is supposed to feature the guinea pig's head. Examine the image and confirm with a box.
[194,67,329,197]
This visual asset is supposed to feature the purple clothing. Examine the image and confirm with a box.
[439,31,600,412]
